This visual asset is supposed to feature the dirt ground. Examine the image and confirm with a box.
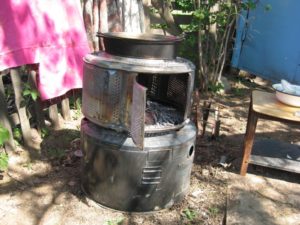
[0,74,300,225]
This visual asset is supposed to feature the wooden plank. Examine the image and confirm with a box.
[10,68,32,148]
[28,69,45,133]
[252,90,300,122]
[250,139,300,174]
[48,103,60,129]
[0,72,15,151]
[61,97,71,120]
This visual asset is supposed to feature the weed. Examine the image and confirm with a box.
[0,125,10,146]
[208,206,219,217]
[150,23,169,30]
[104,217,124,225]
[41,128,50,138]
[47,148,65,159]
[22,83,39,101]
[72,109,82,120]
[208,82,224,94]
[75,98,81,109]
[231,87,245,96]
[70,97,82,120]
[13,127,22,142]
[0,152,9,171]
[183,208,197,221]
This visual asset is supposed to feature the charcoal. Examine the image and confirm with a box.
[145,100,182,129]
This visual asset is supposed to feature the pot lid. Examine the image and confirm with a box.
[97,32,184,42]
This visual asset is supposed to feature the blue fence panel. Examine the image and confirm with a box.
[232,0,300,85]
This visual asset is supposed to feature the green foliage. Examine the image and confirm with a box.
[70,97,82,120]
[150,23,169,30]
[149,6,159,14]
[41,128,50,138]
[172,0,264,91]
[208,82,224,93]
[104,217,124,225]
[0,152,9,171]
[241,0,257,10]
[5,84,14,99]
[175,0,194,12]
[22,83,39,101]
[13,127,22,142]
[231,87,245,96]
[183,208,197,221]
[70,97,82,110]
[0,125,10,146]
[75,98,81,109]
[175,0,239,89]
[47,148,65,159]
[208,206,220,216]
[178,32,197,63]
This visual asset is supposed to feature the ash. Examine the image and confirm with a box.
[145,100,182,129]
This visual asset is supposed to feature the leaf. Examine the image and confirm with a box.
[241,1,256,10]
[23,89,31,96]
[104,217,124,225]
[31,91,39,101]
[0,125,10,146]
[41,128,50,138]
[183,208,196,221]
[115,217,124,224]
[0,152,9,171]
[13,127,22,141]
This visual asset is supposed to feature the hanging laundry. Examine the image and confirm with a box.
[0,0,90,100]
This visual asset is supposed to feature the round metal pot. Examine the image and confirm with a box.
[97,32,184,59]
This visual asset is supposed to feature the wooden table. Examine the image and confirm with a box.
[240,90,300,176]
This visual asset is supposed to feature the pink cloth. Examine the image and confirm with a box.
[0,0,90,100]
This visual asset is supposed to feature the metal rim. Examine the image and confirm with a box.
[96,32,184,43]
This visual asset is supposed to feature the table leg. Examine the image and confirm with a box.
[240,104,258,176]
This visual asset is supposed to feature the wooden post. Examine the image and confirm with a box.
[0,70,15,151]
[202,100,212,136]
[74,89,82,110]
[211,106,220,138]
[194,89,203,136]
[240,102,258,176]
[28,69,45,133]
[10,68,32,148]
[48,103,60,129]
[61,97,71,121]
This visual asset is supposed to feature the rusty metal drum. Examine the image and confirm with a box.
[80,118,196,212]
[82,52,195,149]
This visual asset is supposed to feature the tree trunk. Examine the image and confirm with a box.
[151,0,182,35]
[82,0,146,52]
